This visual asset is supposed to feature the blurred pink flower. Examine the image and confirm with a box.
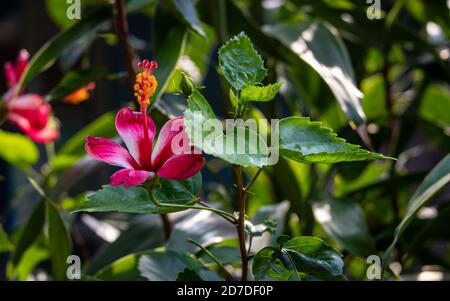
[85,107,204,187]
[2,49,59,143]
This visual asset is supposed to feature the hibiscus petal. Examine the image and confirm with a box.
[109,169,154,187]
[151,116,194,170]
[85,136,139,169]
[7,94,50,130]
[115,107,156,169]
[14,49,29,80]
[25,126,59,144]
[4,62,17,89]
[156,153,204,180]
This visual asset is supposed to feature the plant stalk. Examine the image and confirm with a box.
[160,213,172,241]
[114,0,138,95]
[233,164,248,281]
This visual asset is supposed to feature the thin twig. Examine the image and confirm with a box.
[149,191,237,224]
[188,239,235,281]
[244,167,263,192]
[114,0,138,93]
[198,201,237,224]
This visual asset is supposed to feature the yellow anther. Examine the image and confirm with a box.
[134,71,158,106]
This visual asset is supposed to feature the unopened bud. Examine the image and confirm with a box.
[179,72,195,97]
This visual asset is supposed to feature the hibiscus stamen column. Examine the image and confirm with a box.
[133,59,172,239]
[134,59,158,169]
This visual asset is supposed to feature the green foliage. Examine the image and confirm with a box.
[384,155,450,272]
[166,0,205,37]
[252,236,344,280]
[312,198,376,257]
[46,68,106,102]
[11,201,46,267]
[74,177,200,214]
[218,32,267,91]
[0,225,14,253]
[184,90,269,167]
[240,83,283,102]
[51,112,116,172]
[0,130,38,169]
[138,250,221,281]
[46,201,72,280]
[279,117,392,163]
[263,21,366,126]
[2,0,449,283]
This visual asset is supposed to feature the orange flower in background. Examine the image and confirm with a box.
[63,82,96,105]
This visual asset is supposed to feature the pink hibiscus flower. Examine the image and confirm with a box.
[2,49,59,143]
[85,59,204,187]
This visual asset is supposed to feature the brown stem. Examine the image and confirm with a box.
[233,165,248,281]
[114,0,138,93]
[160,213,172,241]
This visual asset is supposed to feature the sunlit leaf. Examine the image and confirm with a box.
[95,253,145,281]
[312,198,376,257]
[0,225,14,253]
[167,0,205,37]
[279,117,392,163]
[263,21,365,127]
[240,83,283,102]
[0,130,39,169]
[86,216,165,275]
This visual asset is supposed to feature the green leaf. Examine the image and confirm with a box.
[0,225,14,253]
[252,236,344,280]
[263,21,366,126]
[152,5,188,103]
[95,253,145,281]
[47,201,72,280]
[86,216,165,275]
[46,67,106,102]
[19,1,154,88]
[166,210,235,253]
[184,90,269,167]
[51,112,116,172]
[419,84,450,129]
[74,178,198,214]
[312,198,376,257]
[179,172,202,196]
[8,235,49,281]
[383,155,450,272]
[218,32,267,91]
[138,250,221,281]
[11,201,46,266]
[279,117,392,163]
[229,89,239,109]
[45,0,79,29]
[240,83,283,102]
[0,130,39,169]
[18,7,111,88]
[167,0,205,37]
[176,268,203,281]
